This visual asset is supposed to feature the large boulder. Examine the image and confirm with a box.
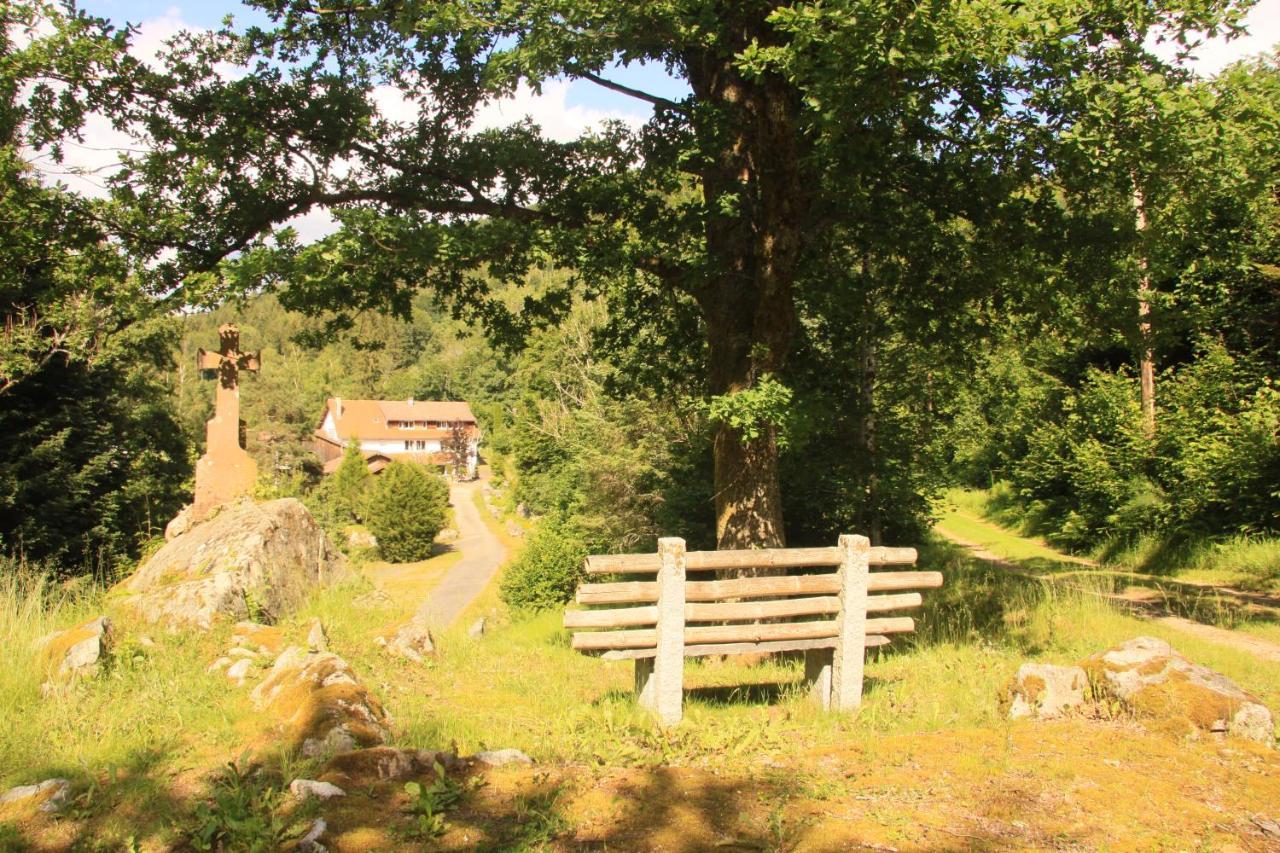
[117,499,347,629]
[251,646,391,758]
[1084,636,1274,745]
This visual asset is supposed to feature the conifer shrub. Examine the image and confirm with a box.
[331,442,373,522]
[364,461,449,562]
[500,514,588,614]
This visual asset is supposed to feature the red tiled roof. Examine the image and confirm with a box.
[317,398,479,441]
[321,450,450,475]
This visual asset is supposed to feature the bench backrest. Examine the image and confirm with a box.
[564,535,943,725]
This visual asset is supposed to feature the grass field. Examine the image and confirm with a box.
[944,485,1280,592]
[2,511,1278,850]
[938,487,1280,643]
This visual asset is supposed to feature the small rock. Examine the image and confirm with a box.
[164,504,196,541]
[347,529,377,550]
[505,521,525,538]
[1006,663,1088,720]
[207,657,232,674]
[474,748,532,767]
[468,617,486,638]
[299,817,328,853]
[307,618,329,653]
[417,749,460,771]
[382,619,435,663]
[138,635,157,649]
[1253,817,1280,837]
[226,658,253,685]
[353,589,393,610]
[252,646,390,757]
[324,747,423,781]
[303,728,358,759]
[228,647,258,659]
[0,779,71,814]
[38,616,112,680]
[290,779,346,801]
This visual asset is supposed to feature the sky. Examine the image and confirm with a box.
[31,0,1280,241]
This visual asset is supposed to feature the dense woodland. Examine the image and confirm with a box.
[2,0,1278,587]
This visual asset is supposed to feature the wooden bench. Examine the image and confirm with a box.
[564,534,942,725]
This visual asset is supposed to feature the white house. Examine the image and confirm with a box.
[314,397,480,479]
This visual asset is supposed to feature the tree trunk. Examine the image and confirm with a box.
[685,38,808,551]
[1133,184,1156,437]
[858,281,882,546]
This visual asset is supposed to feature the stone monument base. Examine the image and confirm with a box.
[193,448,257,521]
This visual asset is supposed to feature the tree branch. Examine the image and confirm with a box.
[568,66,687,114]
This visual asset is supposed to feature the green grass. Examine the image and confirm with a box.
[356,538,1280,767]
[943,485,1280,593]
[4,518,1278,848]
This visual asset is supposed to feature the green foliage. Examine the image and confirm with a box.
[188,758,294,852]
[0,23,189,576]
[364,462,449,562]
[396,763,464,841]
[702,375,794,445]
[330,442,372,523]
[954,339,1280,551]
[499,515,589,614]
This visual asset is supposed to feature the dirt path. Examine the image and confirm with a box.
[935,522,1280,663]
[413,475,507,629]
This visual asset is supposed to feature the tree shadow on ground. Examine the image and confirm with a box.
[444,764,772,851]
[0,740,195,851]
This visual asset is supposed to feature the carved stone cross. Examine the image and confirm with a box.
[193,324,261,519]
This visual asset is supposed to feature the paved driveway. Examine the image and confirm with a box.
[413,475,508,628]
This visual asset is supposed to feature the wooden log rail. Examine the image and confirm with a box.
[563,534,942,726]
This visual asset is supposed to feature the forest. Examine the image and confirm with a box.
[2,0,1278,590]
[4,1,1280,848]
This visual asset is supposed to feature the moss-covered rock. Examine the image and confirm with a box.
[251,646,391,758]
[1083,637,1274,745]
[35,616,111,690]
[116,499,347,628]
[1004,662,1088,720]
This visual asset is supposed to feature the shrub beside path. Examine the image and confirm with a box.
[413,475,507,629]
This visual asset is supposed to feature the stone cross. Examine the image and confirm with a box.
[193,324,260,519]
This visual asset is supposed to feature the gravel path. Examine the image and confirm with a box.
[414,476,507,629]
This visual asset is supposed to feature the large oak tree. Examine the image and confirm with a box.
[24,0,1253,547]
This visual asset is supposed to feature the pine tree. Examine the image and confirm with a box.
[364,462,449,562]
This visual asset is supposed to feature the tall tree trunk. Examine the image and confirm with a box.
[858,274,882,546]
[1133,184,1156,437]
[685,36,808,550]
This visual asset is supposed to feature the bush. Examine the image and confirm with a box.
[500,515,589,614]
[364,461,449,562]
[330,442,373,522]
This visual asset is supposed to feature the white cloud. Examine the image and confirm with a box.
[25,7,205,200]
[283,206,339,244]
[472,80,645,142]
[1149,0,1280,76]
[127,6,190,71]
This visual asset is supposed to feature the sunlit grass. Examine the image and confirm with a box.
[3,515,1277,848]
[939,487,1280,594]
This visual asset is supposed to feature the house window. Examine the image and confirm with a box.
[403,440,429,451]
